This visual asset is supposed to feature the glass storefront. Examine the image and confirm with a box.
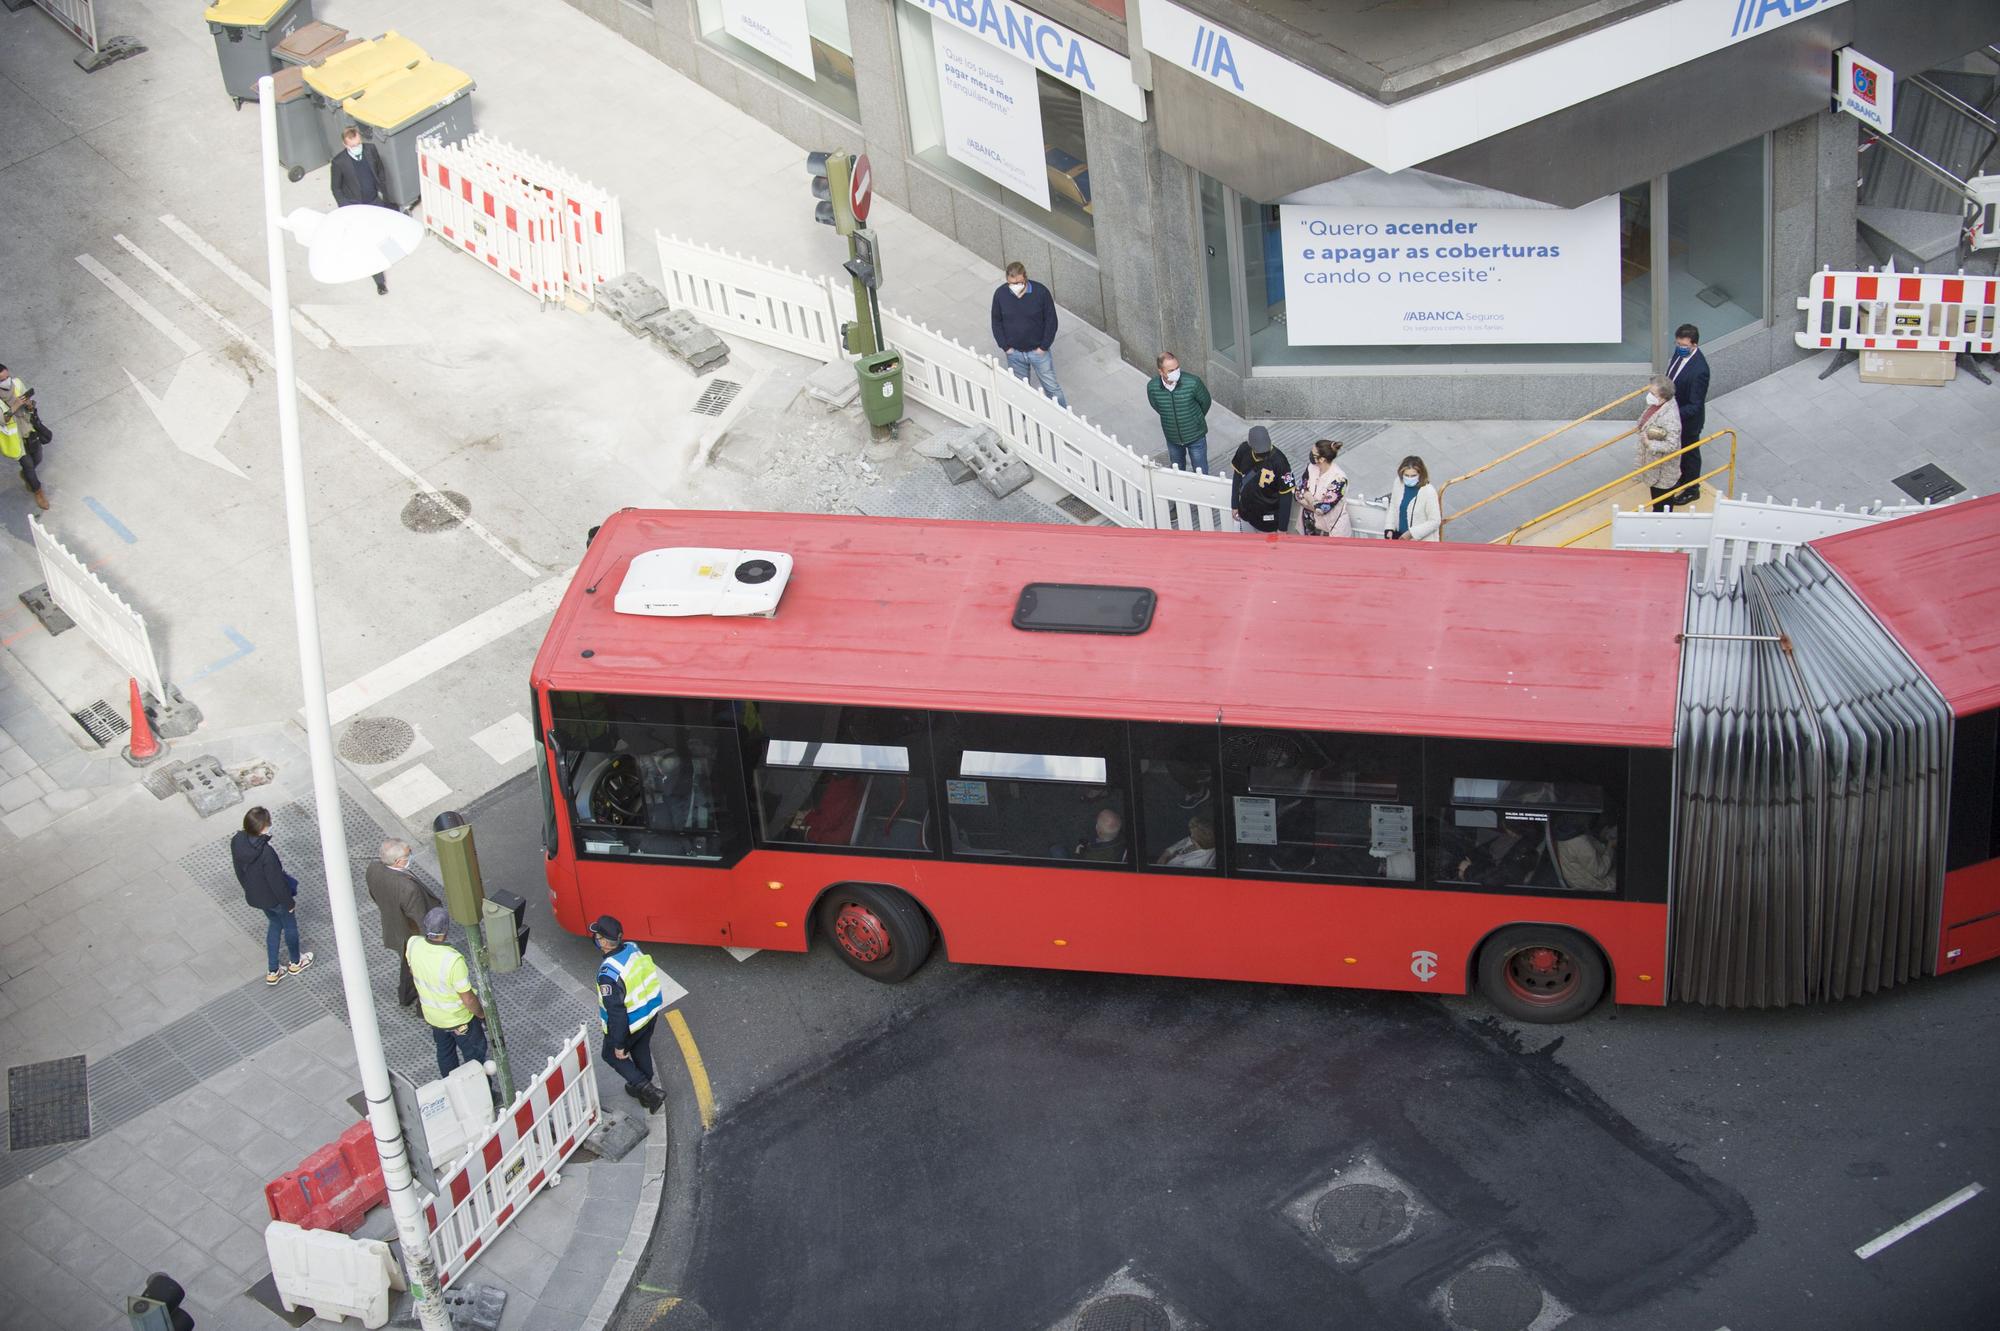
[895,3,1096,255]
[1668,137,1768,342]
[695,0,859,123]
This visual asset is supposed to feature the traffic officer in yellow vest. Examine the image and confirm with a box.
[589,915,667,1112]
[407,907,492,1087]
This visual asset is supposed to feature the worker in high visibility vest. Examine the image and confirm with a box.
[0,361,49,511]
[407,907,490,1085]
[589,915,667,1112]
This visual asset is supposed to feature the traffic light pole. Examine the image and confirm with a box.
[433,813,515,1104]
[847,231,881,356]
[463,919,515,1105]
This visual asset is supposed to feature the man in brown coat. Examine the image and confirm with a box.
[365,839,431,1007]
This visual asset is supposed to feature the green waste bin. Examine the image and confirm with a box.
[857,350,905,428]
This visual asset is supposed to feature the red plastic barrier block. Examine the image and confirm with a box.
[264,1121,388,1233]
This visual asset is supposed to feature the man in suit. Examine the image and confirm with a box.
[1666,322,1711,508]
[330,126,391,294]
[366,838,431,1007]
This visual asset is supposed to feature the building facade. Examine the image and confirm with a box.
[567,0,1996,418]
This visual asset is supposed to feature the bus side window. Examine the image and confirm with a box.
[1425,739,1626,894]
[745,703,934,854]
[936,713,1131,867]
[548,692,747,863]
[1131,722,1221,873]
[1220,727,1421,882]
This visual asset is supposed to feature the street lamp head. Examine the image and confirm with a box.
[283,203,424,285]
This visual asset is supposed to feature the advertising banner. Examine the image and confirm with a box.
[933,22,1051,210]
[1277,196,1623,345]
[899,0,1145,120]
[721,0,815,81]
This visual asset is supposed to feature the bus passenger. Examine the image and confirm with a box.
[1297,439,1353,537]
[1385,456,1441,541]
[1553,814,1618,892]
[1156,813,1216,868]
[1072,808,1129,863]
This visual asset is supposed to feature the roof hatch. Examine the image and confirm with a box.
[1012,583,1155,635]
[614,547,793,618]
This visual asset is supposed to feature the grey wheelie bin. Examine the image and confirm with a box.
[273,20,358,69]
[271,68,330,182]
[205,0,314,107]
[341,60,477,209]
[301,32,427,157]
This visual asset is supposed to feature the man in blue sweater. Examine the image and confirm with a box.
[990,262,1069,409]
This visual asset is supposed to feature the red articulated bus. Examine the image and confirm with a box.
[527,500,2000,1022]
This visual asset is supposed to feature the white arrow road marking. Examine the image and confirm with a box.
[125,356,251,480]
[159,214,333,351]
[75,254,199,355]
[1855,1183,1984,1259]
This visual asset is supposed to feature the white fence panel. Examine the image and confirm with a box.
[1613,495,1971,586]
[30,517,164,697]
[656,234,842,361]
[1147,465,1232,531]
[32,0,97,52]
[992,368,1152,526]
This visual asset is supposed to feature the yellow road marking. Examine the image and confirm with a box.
[666,1008,715,1130]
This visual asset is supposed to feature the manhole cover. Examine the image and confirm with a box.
[71,699,130,748]
[1312,1182,1410,1251]
[1444,1265,1544,1331]
[655,1302,714,1331]
[692,378,743,417]
[1056,494,1103,523]
[8,1056,91,1150]
[338,716,415,765]
[401,489,471,533]
[1890,463,1964,506]
[1076,1294,1171,1331]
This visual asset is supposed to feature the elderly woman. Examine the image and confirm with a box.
[1635,373,1685,510]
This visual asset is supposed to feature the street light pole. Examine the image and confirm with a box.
[256,75,453,1331]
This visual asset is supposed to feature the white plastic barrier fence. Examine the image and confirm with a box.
[1796,266,1998,354]
[418,1061,498,1170]
[30,0,98,52]
[29,517,164,698]
[265,1222,405,1329]
[423,1025,600,1289]
[656,233,1238,529]
[1611,494,1970,587]
[419,134,623,304]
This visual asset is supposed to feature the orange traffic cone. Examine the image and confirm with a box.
[122,677,162,766]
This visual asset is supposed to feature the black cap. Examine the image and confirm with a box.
[588,915,624,942]
[1247,424,1272,453]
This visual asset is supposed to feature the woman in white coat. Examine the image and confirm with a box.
[1635,373,1686,510]
[1384,455,1442,542]
[1297,438,1354,537]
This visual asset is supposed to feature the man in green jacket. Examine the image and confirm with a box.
[1145,352,1212,475]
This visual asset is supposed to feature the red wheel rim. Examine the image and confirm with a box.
[832,902,892,964]
[1502,944,1579,1006]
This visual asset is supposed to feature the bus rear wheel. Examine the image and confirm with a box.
[1476,925,1607,1024]
[818,885,933,984]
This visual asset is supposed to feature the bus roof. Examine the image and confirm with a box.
[1815,492,2000,718]
[534,511,1691,748]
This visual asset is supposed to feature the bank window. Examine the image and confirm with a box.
[895,5,1095,254]
[548,692,747,863]
[1668,135,1768,344]
[1222,728,1420,881]
[1426,740,1625,894]
[1132,722,1222,873]
[695,0,859,123]
[746,703,934,853]
[937,713,1128,865]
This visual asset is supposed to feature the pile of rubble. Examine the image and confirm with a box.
[594,273,730,373]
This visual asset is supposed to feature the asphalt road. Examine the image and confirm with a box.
[463,774,2000,1331]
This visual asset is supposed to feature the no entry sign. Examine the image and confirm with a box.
[850,153,873,225]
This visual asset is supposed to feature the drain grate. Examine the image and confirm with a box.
[142,764,183,800]
[71,699,130,748]
[401,490,471,533]
[691,378,744,417]
[1444,1265,1545,1331]
[8,1056,91,1150]
[1056,494,1108,524]
[1891,463,1964,506]
[1075,1295,1171,1331]
[339,716,416,765]
[1312,1182,1410,1253]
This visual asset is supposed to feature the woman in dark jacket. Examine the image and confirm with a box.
[231,806,312,985]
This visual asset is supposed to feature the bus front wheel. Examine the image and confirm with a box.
[818,885,933,983]
[1476,925,1607,1024]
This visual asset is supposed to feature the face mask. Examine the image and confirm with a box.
[1646,392,1661,406]
[1008,282,1025,296]
[1401,472,1419,484]
[347,146,363,159]
[1163,370,1180,386]
[1673,344,1692,357]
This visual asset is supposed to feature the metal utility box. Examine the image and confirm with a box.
[205,0,314,106]
[301,31,426,156]
[341,59,477,209]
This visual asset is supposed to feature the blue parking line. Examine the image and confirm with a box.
[190,627,255,680]
[83,497,137,544]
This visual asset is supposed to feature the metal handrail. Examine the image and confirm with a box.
[1438,387,1647,529]
[1493,429,1738,546]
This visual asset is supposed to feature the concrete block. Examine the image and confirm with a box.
[804,357,860,409]
[582,1107,649,1163]
[595,272,671,330]
[936,423,1035,499]
[642,307,730,372]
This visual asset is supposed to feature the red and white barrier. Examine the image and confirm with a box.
[1796,266,1999,353]
[418,133,623,305]
[422,1025,601,1289]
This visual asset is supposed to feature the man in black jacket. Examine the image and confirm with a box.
[330,127,391,294]
[1230,426,1293,533]
[990,262,1069,408]
[1666,322,1711,507]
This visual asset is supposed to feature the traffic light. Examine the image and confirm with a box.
[485,888,530,973]
[127,1272,193,1331]
[843,228,882,291]
[807,149,856,235]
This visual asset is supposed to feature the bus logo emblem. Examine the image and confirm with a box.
[1410,950,1439,982]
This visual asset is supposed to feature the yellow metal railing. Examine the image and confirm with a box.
[1494,430,1739,546]
[1437,387,1648,532]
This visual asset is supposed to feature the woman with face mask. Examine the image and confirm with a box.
[1297,439,1353,537]
[1384,455,1441,542]
[1634,373,1685,510]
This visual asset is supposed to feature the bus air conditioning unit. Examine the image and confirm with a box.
[614,548,794,618]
